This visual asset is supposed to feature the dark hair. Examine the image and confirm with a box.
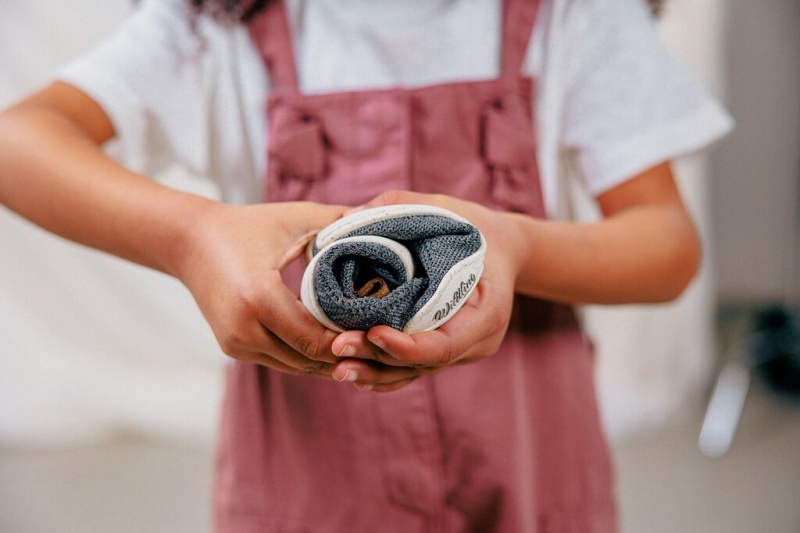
[189,0,272,22]
[647,0,666,17]
[191,0,667,22]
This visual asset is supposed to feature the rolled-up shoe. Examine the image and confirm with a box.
[300,204,486,334]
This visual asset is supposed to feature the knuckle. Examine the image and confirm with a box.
[242,295,265,322]
[236,284,272,324]
[488,311,508,335]
[482,298,511,334]
[302,360,330,376]
[294,334,321,359]
[235,352,262,365]
[482,330,506,358]
[371,345,397,365]
[410,366,426,378]
[219,344,254,363]
[447,344,463,364]
[435,341,461,366]
[218,342,236,357]
[224,328,251,352]
[218,337,243,357]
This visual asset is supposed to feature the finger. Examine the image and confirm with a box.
[229,322,336,377]
[331,358,423,385]
[366,286,508,367]
[331,330,369,358]
[332,329,416,367]
[370,378,421,393]
[367,326,464,367]
[276,203,349,269]
[331,330,386,360]
[240,349,335,378]
[253,272,340,363]
[333,359,425,393]
[335,322,472,367]
[352,361,455,393]
[296,202,349,230]
[331,281,503,368]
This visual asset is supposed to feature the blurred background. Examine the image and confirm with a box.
[1,1,798,532]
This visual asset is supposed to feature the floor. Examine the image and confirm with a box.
[614,387,800,533]
[3,306,800,533]
[2,387,799,533]
[0,438,213,533]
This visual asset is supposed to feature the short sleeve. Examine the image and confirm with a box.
[560,0,734,195]
[56,0,213,176]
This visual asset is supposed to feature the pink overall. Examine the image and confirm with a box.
[214,1,616,531]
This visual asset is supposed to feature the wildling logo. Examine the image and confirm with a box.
[434,273,477,322]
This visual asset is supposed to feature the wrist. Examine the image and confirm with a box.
[154,191,220,280]
[493,211,534,291]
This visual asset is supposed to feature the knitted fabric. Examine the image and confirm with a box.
[311,215,483,331]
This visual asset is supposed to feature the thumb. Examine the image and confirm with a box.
[276,203,348,269]
[298,202,349,231]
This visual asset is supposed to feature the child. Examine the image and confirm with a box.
[0,0,733,530]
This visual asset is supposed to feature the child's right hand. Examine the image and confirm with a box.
[173,201,349,376]
[0,81,431,388]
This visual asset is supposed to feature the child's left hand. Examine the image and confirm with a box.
[329,191,524,392]
[328,162,702,392]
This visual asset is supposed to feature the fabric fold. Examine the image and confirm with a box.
[300,204,486,334]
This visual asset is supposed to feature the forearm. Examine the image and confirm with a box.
[507,201,700,305]
[0,100,213,276]
[0,86,357,379]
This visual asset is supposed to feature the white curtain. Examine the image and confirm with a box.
[0,1,224,448]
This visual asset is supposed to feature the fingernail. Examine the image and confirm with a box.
[336,344,355,358]
[354,382,373,392]
[333,368,358,383]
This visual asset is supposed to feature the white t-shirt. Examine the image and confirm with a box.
[58,0,733,215]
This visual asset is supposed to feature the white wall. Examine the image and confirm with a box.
[711,0,800,303]
[0,2,224,449]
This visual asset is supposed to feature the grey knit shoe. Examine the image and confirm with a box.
[300,204,486,334]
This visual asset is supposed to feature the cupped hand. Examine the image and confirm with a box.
[174,200,431,390]
[330,190,525,392]
[174,201,348,376]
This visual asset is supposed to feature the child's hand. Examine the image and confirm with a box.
[330,191,524,391]
[174,201,349,376]
[171,199,434,387]
[327,163,701,392]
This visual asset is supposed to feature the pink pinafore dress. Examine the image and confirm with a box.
[214,1,616,531]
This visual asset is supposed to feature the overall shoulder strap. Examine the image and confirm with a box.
[247,0,299,91]
[501,0,542,74]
